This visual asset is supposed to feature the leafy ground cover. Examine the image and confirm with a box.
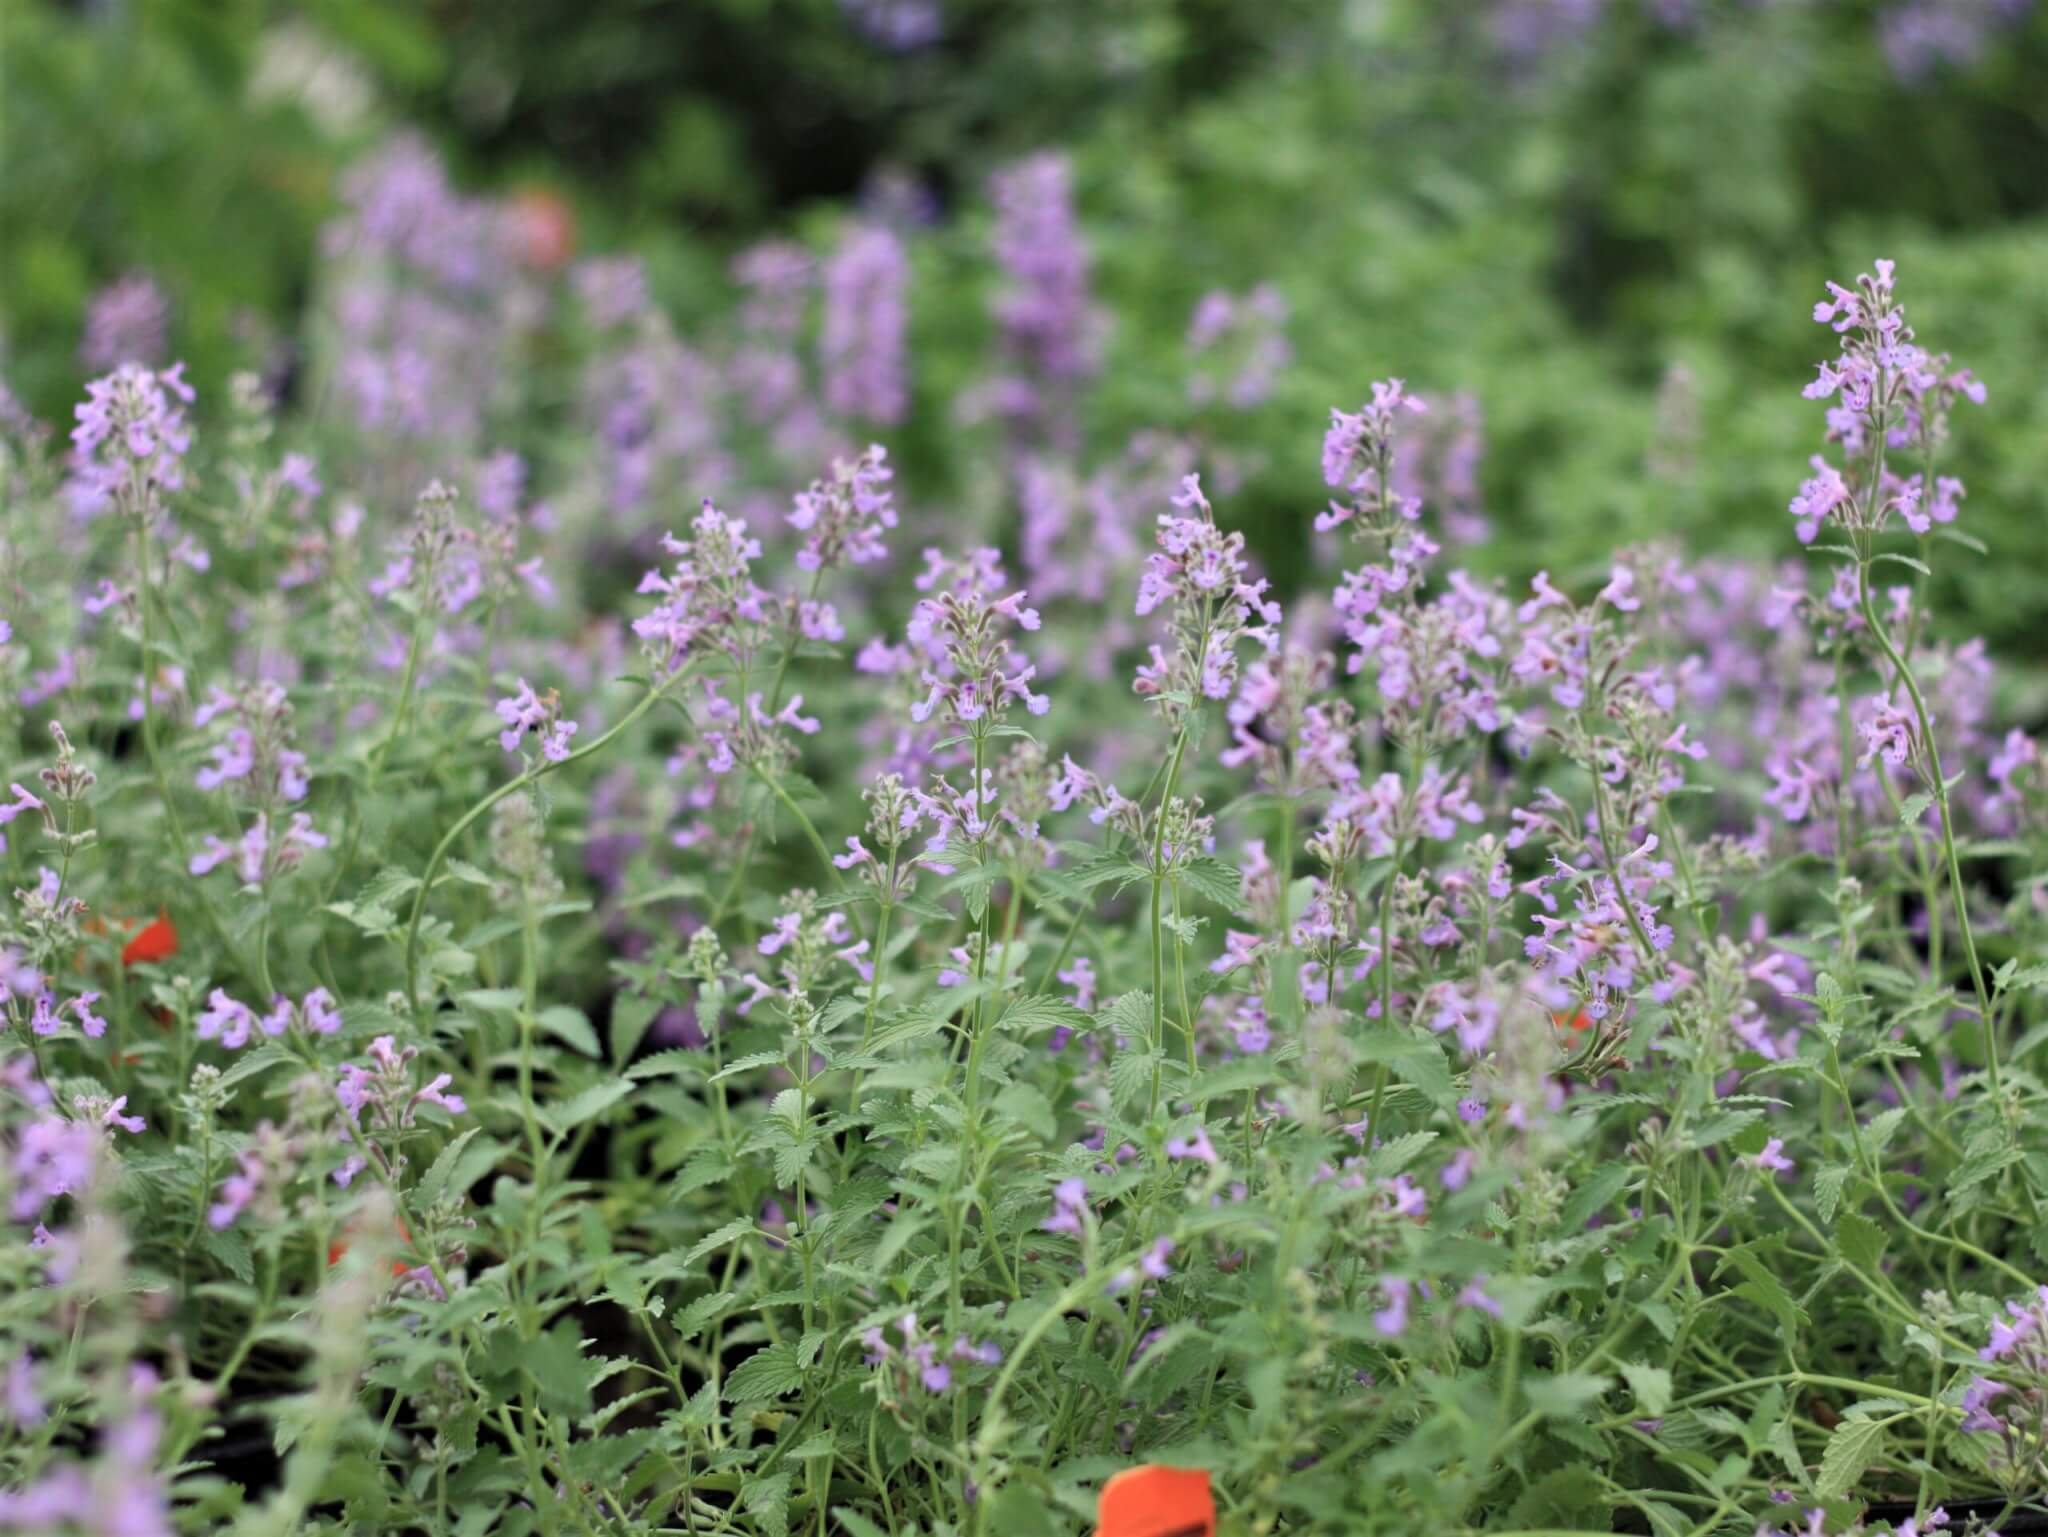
[5,10,2048,1536]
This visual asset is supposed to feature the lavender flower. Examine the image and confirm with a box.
[69,362,195,514]
[985,154,1099,446]
[1750,1138,1795,1177]
[495,680,580,763]
[80,273,170,371]
[1041,1176,1090,1235]
[822,225,909,423]
[1133,473,1282,721]
[1186,285,1291,409]
[336,1035,468,1139]
[633,499,768,676]
[787,445,897,572]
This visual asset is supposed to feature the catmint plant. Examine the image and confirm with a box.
[12,116,2048,1537]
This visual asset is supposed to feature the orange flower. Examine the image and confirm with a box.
[1096,1465,1215,1537]
[511,187,576,272]
[1553,1010,1593,1033]
[328,1214,415,1278]
[121,909,178,968]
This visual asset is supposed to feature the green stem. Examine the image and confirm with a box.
[403,670,685,1015]
[1149,727,1191,1117]
[1853,556,2000,1097]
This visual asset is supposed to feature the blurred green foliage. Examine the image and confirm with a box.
[3,0,2045,666]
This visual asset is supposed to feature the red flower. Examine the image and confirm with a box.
[1096,1465,1214,1537]
[121,909,178,967]
[328,1214,414,1278]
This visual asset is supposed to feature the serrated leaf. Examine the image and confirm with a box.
[1559,1163,1632,1231]
[865,1010,947,1054]
[1813,1164,1850,1226]
[1367,1130,1437,1177]
[1838,1210,1888,1274]
[1862,1106,1910,1160]
[213,1043,298,1094]
[627,1048,703,1081]
[669,1291,736,1341]
[992,1082,1057,1141]
[1524,1372,1613,1417]
[609,992,662,1065]
[525,1323,596,1418]
[685,1218,758,1266]
[1177,856,1245,907]
[723,1342,802,1402]
[1715,1244,1807,1337]
[460,988,526,1018]
[996,994,1091,1037]
[538,1005,601,1058]
[1098,991,1153,1043]
[1814,1415,1890,1500]
[1686,1110,1762,1149]
[1622,1362,1673,1418]
[537,1080,633,1136]
[415,1128,483,1208]
[711,1051,787,1082]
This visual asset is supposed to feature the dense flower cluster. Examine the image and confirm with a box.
[7,108,2048,1536]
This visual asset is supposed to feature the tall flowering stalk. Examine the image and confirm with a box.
[1795,260,2000,1093]
[1132,473,1280,1084]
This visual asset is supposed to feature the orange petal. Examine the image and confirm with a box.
[122,911,179,967]
[1096,1465,1215,1537]
[329,1216,415,1277]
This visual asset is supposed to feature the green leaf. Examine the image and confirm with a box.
[1524,1372,1613,1417]
[1352,1032,1452,1106]
[1952,1147,2024,1193]
[1685,1110,1762,1149]
[668,1291,736,1342]
[415,1128,483,1208]
[1837,1211,1888,1274]
[1508,1466,1608,1532]
[1098,991,1153,1042]
[213,1043,298,1094]
[609,993,661,1065]
[982,1487,1061,1537]
[359,865,424,908]
[619,876,706,909]
[723,1342,802,1402]
[1177,856,1245,907]
[1559,1163,1632,1231]
[992,1082,1057,1141]
[1862,1106,1910,1161]
[1108,1047,1163,1109]
[711,1051,787,1082]
[627,1048,704,1081]
[537,1080,633,1136]
[833,1510,892,1537]
[685,1217,758,1266]
[525,1322,596,1418]
[200,1224,254,1284]
[1367,1130,1437,1177]
[538,1005,601,1058]
[1622,1362,1673,1418]
[1812,1164,1850,1227]
[460,988,526,1018]
[996,994,1090,1037]
[1714,1244,1807,1337]
[865,1010,947,1054]
[1814,1415,1890,1500]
